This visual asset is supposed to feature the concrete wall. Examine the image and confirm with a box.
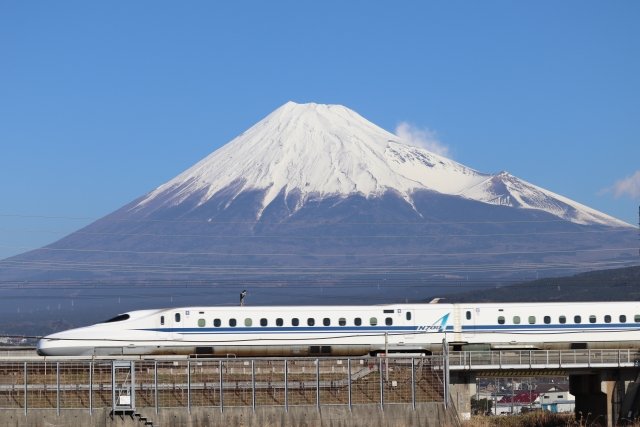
[0,404,459,427]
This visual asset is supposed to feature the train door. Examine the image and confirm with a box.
[463,306,476,338]
[402,308,415,340]
[170,311,184,341]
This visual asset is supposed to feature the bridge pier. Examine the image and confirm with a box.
[570,370,635,427]
[449,372,476,421]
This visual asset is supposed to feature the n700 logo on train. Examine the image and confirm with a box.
[416,313,450,332]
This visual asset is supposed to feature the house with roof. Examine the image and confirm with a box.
[535,383,575,413]
[496,391,540,414]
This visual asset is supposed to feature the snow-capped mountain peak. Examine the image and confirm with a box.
[138,101,486,212]
[136,101,629,227]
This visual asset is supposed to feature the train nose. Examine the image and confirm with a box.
[37,333,72,356]
[36,338,52,356]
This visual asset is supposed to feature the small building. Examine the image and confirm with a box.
[496,391,540,414]
[535,384,575,413]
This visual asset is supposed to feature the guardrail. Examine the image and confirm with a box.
[0,356,446,414]
[449,349,640,371]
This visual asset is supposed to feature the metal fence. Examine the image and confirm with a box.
[0,356,446,414]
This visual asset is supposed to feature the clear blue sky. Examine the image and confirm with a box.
[1,1,639,260]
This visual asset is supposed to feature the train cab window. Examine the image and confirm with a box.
[497,316,505,325]
[244,318,253,327]
[160,316,165,326]
[528,316,536,324]
[198,319,206,327]
[307,318,315,326]
[323,318,331,326]
[175,313,181,323]
[104,314,131,323]
[339,318,346,326]
[276,318,284,327]
[406,312,412,321]
[544,316,551,324]
[559,316,566,324]
[466,311,471,320]
[260,318,268,327]
[214,319,221,327]
[635,315,640,323]
[589,315,597,324]
[354,318,362,326]
[620,315,627,323]
[229,318,237,327]
[604,315,611,323]
[370,317,378,326]
[574,315,581,324]
[292,318,300,326]
[385,317,393,326]
[513,316,521,325]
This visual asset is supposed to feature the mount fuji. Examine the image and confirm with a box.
[0,102,636,331]
[136,101,626,227]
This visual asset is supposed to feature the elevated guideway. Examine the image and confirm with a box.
[444,349,640,426]
[449,349,640,372]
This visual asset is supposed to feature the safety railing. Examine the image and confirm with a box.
[448,349,640,370]
[0,356,446,414]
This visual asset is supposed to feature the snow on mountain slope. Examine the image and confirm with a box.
[136,101,628,227]
[459,171,629,226]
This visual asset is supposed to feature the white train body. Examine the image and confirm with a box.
[37,301,640,357]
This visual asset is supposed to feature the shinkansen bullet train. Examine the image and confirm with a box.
[37,301,640,357]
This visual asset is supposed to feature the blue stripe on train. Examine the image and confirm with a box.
[140,323,640,335]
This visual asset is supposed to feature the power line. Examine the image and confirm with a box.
[0,226,632,240]
[0,212,612,226]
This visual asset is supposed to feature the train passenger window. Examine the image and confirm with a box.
[323,318,331,326]
[175,313,181,323]
[635,315,640,323]
[620,315,627,323]
[229,318,237,327]
[214,319,221,327]
[385,317,393,326]
[559,316,566,324]
[276,318,283,327]
[245,318,253,327]
[513,316,521,325]
[260,318,268,327]
[339,318,346,326]
[466,311,471,320]
[198,319,205,327]
[589,315,597,324]
[528,316,536,324]
[292,318,299,326]
[307,318,315,326]
[604,315,611,323]
[370,317,378,326]
[497,316,505,325]
[544,316,551,324]
[406,312,412,321]
[354,318,362,326]
[160,316,165,326]
[574,315,581,324]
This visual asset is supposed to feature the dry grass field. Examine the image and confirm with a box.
[463,413,640,427]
